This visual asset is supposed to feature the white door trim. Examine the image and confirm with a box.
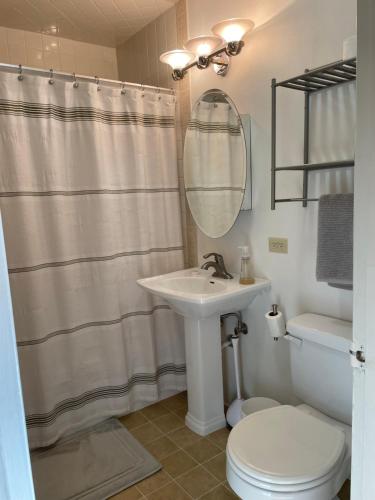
[0,213,35,499]
[351,0,375,498]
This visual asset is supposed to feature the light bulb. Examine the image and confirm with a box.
[159,49,195,70]
[184,35,223,57]
[211,18,254,43]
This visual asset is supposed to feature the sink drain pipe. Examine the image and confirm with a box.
[221,312,248,427]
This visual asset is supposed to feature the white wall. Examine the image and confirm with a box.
[187,0,356,404]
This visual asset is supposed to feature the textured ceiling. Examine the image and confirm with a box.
[0,0,179,47]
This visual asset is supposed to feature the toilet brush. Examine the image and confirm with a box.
[226,334,244,428]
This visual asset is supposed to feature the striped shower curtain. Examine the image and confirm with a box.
[0,71,186,449]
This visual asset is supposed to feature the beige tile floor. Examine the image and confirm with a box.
[110,391,350,500]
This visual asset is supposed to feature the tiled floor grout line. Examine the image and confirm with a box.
[139,421,220,498]
[196,479,228,499]
[120,393,233,499]
[164,466,198,500]
[134,463,231,499]
[158,431,225,498]
[140,417,225,464]
[120,397,190,498]
[129,405,195,498]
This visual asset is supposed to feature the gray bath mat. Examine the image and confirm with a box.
[31,418,161,500]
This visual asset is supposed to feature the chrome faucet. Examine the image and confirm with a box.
[201,253,233,279]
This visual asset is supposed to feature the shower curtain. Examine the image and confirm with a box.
[0,71,186,449]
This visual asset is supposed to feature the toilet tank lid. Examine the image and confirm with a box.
[287,313,352,353]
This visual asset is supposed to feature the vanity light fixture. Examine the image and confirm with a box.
[160,18,254,81]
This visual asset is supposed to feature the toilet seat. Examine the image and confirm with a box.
[227,405,346,495]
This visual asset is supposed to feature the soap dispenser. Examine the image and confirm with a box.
[239,246,254,285]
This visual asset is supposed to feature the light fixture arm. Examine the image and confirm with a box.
[171,58,198,80]
[197,56,210,69]
[170,42,242,80]
[172,69,185,81]
[226,40,244,56]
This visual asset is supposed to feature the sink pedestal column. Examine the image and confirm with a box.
[183,314,227,436]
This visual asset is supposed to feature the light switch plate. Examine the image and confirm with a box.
[269,237,288,254]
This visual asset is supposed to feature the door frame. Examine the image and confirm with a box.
[0,213,35,499]
[351,0,375,498]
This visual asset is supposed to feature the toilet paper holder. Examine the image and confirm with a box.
[265,304,303,346]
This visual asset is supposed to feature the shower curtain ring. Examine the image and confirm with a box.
[121,83,126,95]
[140,84,145,98]
[18,64,24,81]
[48,68,54,85]
[72,73,79,88]
[95,76,101,92]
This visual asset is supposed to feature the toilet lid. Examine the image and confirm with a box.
[227,405,346,485]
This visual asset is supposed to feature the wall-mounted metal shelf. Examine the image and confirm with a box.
[271,57,356,210]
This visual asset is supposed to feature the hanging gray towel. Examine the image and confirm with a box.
[316,193,353,290]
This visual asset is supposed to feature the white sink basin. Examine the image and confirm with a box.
[137,267,271,436]
[137,268,270,319]
[162,276,226,294]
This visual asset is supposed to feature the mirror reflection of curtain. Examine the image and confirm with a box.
[0,71,186,449]
[184,100,245,237]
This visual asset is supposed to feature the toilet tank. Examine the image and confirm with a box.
[287,313,352,425]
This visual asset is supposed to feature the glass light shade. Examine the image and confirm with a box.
[184,35,223,57]
[159,49,195,70]
[211,18,254,43]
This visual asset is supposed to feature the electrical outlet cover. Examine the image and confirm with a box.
[269,237,288,254]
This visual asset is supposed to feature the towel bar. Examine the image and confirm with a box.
[274,160,354,172]
[275,198,319,204]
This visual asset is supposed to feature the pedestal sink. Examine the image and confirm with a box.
[137,268,270,435]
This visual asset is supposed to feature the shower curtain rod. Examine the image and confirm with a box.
[0,62,175,95]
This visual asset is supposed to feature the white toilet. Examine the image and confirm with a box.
[226,313,352,500]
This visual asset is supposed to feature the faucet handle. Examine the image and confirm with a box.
[202,252,222,262]
[201,252,233,279]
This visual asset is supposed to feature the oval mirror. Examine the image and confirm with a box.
[183,89,247,238]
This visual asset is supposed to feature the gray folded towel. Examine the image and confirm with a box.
[316,193,353,290]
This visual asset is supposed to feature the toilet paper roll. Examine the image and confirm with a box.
[265,309,286,339]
